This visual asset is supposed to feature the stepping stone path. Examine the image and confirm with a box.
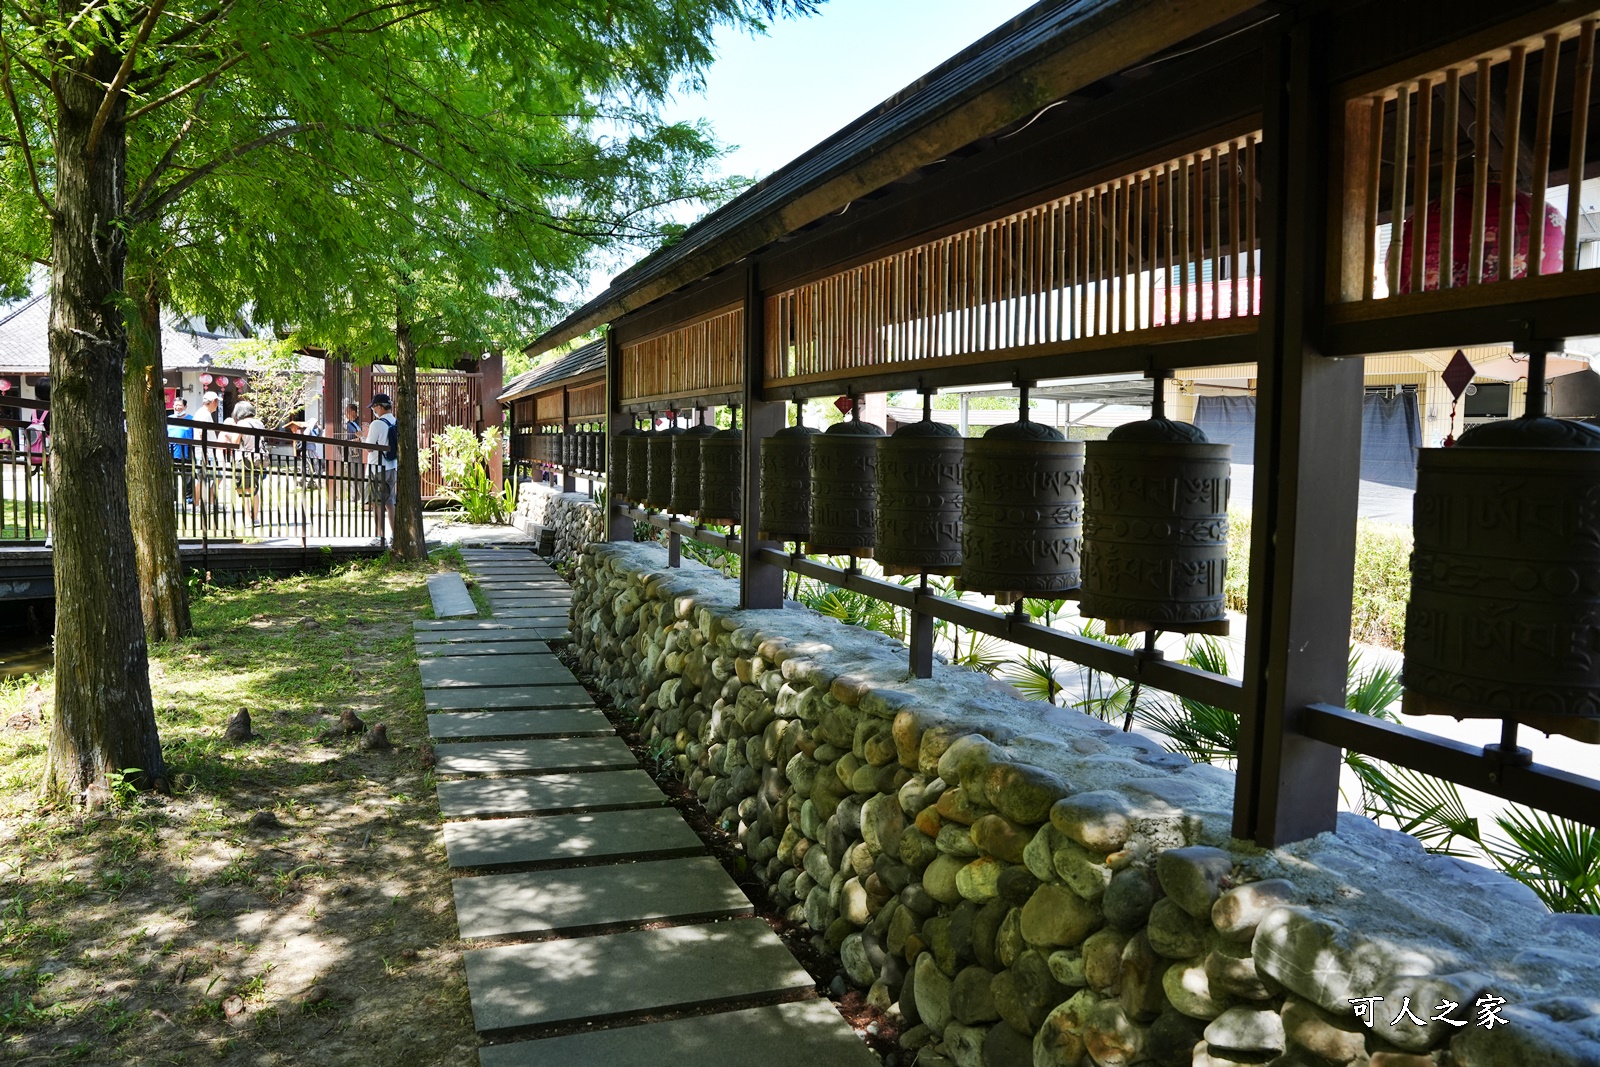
[420,546,877,1065]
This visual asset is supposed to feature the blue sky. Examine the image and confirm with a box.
[577,0,1037,299]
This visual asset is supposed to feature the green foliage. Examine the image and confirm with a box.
[681,529,740,577]
[434,426,514,524]
[1488,808,1600,914]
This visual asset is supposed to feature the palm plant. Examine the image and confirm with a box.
[1488,808,1600,914]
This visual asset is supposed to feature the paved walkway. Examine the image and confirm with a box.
[422,547,878,1065]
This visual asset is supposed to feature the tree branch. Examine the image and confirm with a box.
[128,87,205,212]
[0,20,51,215]
[87,0,166,157]
[133,121,324,221]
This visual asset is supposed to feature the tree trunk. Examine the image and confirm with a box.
[124,268,191,640]
[393,315,428,560]
[46,36,165,800]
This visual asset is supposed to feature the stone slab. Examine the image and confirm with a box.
[485,593,570,604]
[434,736,635,775]
[418,654,577,689]
[414,619,536,633]
[435,770,663,817]
[426,572,478,618]
[486,610,571,624]
[413,627,556,644]
[486,599,570,612]
[425,686,592,711]
[463,919,812,1033]
[473,579,568,589]
[452,855,748,939]
[477,999,882,1067]
[427,708,609,740]
[444,807,700,868]
[413,640,551,657]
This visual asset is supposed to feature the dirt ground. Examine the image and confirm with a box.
[0,553,478,1065]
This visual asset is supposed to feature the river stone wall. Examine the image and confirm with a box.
[573,541,1600,1067]
[514,480,602,566]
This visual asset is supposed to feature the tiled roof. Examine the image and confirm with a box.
[499,338,606,403]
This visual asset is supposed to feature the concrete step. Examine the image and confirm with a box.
[414,619,539,633]
[418,654,578,690]
[444,807,701,868]
[425,686,591,711]
[412,640,551,657]
[452,855,748,939]
[426,572,478,618]
[434,737,636,776]
[427,708,610,740]
[477,999,881,1067]
[462,919,812,1035]
[414,626,567,645]
[436,770,663,818]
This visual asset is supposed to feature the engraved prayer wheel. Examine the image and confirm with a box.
[581,428,596,472]
[877,417,963,576]
[1404,416,1600,741]
[759,424,820,542]
[809,417,886,556]
[627,426,655,507]
[587,429,603,472]
[960,418,1084,603]
[1079,419,1231,635]
[673,422,719,515]
[648,423,684,511]
[699,426,743,525]
[611,425,640,501]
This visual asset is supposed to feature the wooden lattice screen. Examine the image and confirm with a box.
[764,132,1264,388]
[534,392,563,425]
[1337,13,1600,303]
[568,381,607,420]
[620,307,745,405]
[370,369,476,499]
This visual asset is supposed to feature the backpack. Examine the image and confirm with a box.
[379,413,398,462]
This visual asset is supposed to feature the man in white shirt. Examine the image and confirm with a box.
[190,390,221,511]
[364,393,398,545]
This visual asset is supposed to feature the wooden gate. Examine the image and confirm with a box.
[370,369,478,499]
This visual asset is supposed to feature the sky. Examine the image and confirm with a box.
[576,0,1038,299]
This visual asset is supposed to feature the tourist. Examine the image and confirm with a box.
[224,400,268,527]
[190,390,222,512]
[364,393,398,545]
[169,396,195,507]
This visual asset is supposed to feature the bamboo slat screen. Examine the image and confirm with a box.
[620,307,745,404]
[764,134,1263,387]
[535,391,563,425]
[568,381,607,420]
[1344,14,1600,302]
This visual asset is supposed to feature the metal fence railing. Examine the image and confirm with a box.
[0,419,49,541]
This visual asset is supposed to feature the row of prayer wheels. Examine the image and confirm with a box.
[612,417,744,526]
[532,427,605,474]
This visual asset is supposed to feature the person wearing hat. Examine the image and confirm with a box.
[364,393,398,545]
[224,399,268,526]
[190,390,223,512]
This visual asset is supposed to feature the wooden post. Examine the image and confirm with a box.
[560,384,576,494]
[1233,17,1360,846]
[322,352,343,515]
[481,351,504,487]
[740,263,784,610]
[605,329,632,542]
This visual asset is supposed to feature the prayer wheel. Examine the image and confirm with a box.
[809,415,886,557]
[877,415,963,576]
[647,423,684,511]
[627,426,655,507]
[586,428,602,472]
[1079,419,1231,635]
[1404,415,1600,741]
[699,426,742,525]
[611,425,640,501]
[960,417,1084,603]
[759,423,819,542]
[673,422,719,515]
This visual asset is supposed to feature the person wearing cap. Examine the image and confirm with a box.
[190,390,223,512]
[224,399,268,526]
[364,393,398,545]
[169,396,196,508]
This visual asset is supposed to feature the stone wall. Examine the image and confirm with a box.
[514,480,603,566]
[572,541,1600,1067]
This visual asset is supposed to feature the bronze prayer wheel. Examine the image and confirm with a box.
[699,426,743,525]
[960,418,1084,603]
[1405,416,1600,740]
[877,417,963,576]
[628,427,655,507]
[611,426,640,501]
[809,417,886,556]
[648,424,684,511]
[1079,419,1231,636]
[759,424,820,542]
[673,422,719,515]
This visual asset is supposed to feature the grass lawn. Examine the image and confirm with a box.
[0,550,477,1065]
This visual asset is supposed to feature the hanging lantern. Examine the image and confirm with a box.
[216,376,230,388]
[673,420,719,515]
[960,408,1084,604]
[1079,418,1231,635]
[1405,412,1600,742]
[0,378,10,393]
[877,399,963,576]
[808,410,885,556]
[700,420,743,526]
[648,419,685,511]
[612,424,640,500]
[759,418,818,541]
[200,373,214,386]
[1392,181,1565,293]
[628,423,655,506]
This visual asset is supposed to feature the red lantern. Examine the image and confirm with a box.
[0,378,10,393]
[1392,182,1565,293]
[200,373,213,385]
[216,376,230,388]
